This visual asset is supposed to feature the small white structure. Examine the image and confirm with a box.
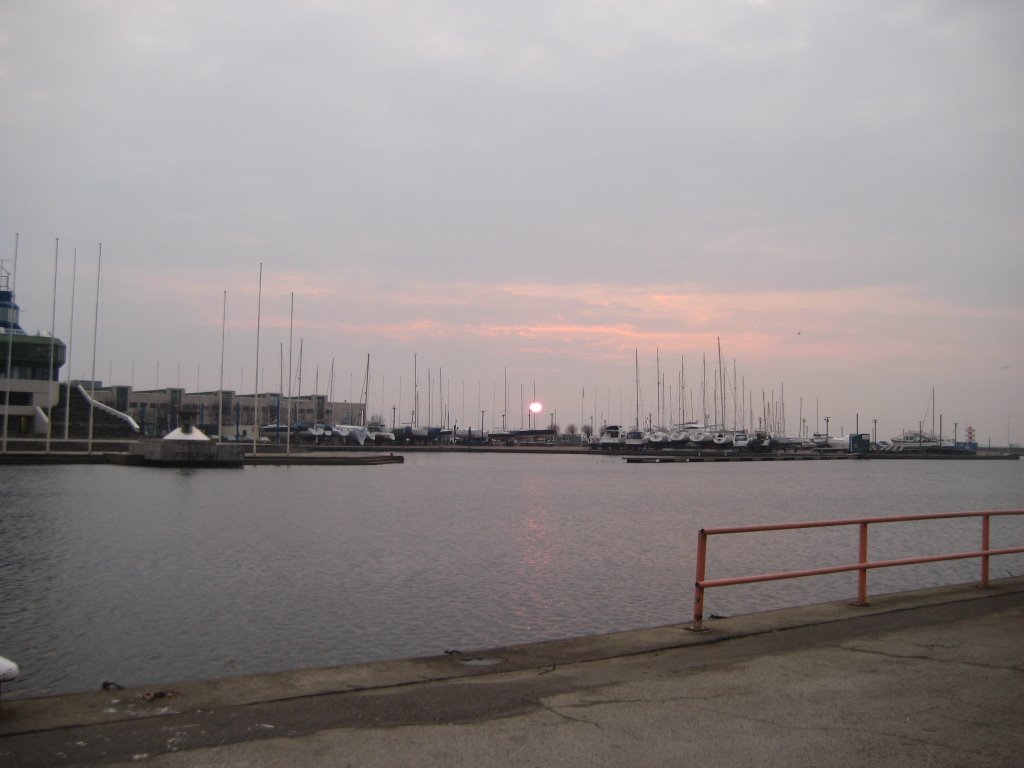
[127,411,245,466]
[163,424,211,441]
[0,654,19,709]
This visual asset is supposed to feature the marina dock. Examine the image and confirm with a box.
[0,438,1017,465]
[0,445,405,466]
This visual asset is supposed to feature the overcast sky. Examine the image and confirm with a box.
[2,1,1021,443]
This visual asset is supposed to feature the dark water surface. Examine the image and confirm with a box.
[2,453,1023,699]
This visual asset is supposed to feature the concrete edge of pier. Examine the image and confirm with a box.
[2,575,1022,738]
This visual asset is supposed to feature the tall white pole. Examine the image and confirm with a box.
[218,290,226,441]
[2,233,19,452]
[286,291,293,454]
[63,248,78,439]
[251,263,262,453]
[46,238,59,453]
[87,244,102,453]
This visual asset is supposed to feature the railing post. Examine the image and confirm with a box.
[854,522,869,606]
[690,529,708,631]
[981,514,990,588]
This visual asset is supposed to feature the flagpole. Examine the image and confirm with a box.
[63,247,78,439]
[87,243,102,454]
[218,290,226,442]
[46,238,59,453]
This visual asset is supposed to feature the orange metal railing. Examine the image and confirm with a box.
[691,509,1024,630]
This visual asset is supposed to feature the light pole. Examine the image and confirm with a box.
[824,416,831,438]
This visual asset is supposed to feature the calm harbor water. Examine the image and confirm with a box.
[2,453,1023,699]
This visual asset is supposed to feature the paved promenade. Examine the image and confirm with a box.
[2,578,1022,767]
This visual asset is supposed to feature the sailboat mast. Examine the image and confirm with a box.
[286,292,294,454]
[741,375,745,432]
[717,337,724,429]
[363,353,370,427]
[702,353,707,425]
[656,348,661,428]
[733,359,738,430]
[780,382,785,437]
[680,355,685,424]
[251,262,262,453]
[634,349,640,429]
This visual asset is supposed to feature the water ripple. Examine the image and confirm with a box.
[1,455,1022,698]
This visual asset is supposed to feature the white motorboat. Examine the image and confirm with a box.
[595,424,625,449]
[624,429,648,450]
[890,431,951,450]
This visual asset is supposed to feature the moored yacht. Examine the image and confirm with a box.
[712,429,734,447]
[366,420,395,444]
[593,424,625,449]
[668,426,691,447]
[624,428,648,450]
[687,424,714,447]
[333,424,368,445]
[646,429,670,447]
[890,430,950,450]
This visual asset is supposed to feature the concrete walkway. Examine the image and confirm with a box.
[2,578,1022,767]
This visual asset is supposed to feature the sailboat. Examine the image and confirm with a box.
[710,338,734,448]
[890,389,953,449]
[327,355,368,445]
[624,350,648,450]
[366,418,395,444]
[361,355,395,444]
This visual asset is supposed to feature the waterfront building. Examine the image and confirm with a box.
[0,266,65,437]
[80,383,365,439]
